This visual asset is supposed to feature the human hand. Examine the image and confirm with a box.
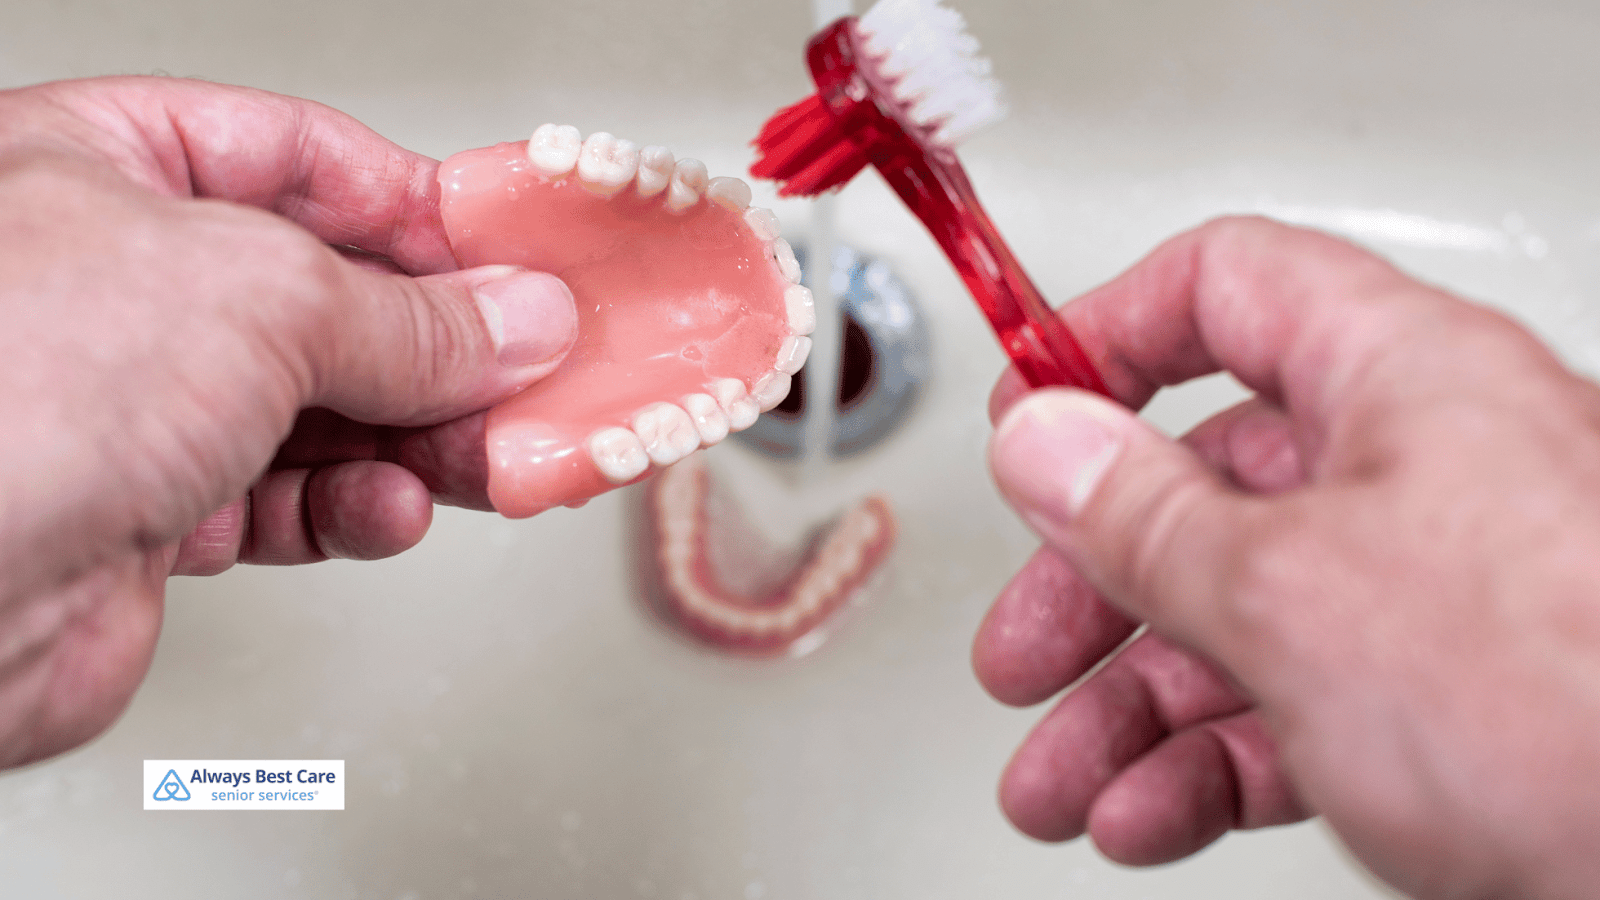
[977,217,1600,899]
[0,77,577,768]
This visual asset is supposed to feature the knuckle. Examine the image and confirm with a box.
[369,275,482,419]
[406,286,473,390]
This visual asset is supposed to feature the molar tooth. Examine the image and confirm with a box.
[682,393,731,446]
[744,207,782,242]
[665,158,708,214]
[706,176,752,211]
[751,372,793,412]
[632,402,701,466]
[528,124,583,177]
[727,399,760,431]
[577,132,640,197]
[712,377,760,431]
[771,237,802,284]
[587,427,649,484]
[636,145,674,198]
[774,335,812,376]
[784,284,816,335]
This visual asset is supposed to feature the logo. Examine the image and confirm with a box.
[152,768,191,801]
[144,760,344,810]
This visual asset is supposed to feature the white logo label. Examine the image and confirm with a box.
[143,760,344,810]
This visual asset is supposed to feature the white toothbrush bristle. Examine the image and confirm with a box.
[857,0,1008,146]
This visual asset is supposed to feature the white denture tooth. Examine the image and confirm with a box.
[774,335,812,376]
[744,207,782,242]
[712,377,760,430]
[811,566,845,601]
[710,377,747,408]
[844,515,873,549]
[706,176,752,211]
[528,124,583,177]
[784,283,816,335]
[681,393,731,446]
[771,237,802,284]
[679,587,718,617]
[665,158,709,214]
[829,533,866,578]
[751,372,793,412]
[727,397,760,431]
[661,525,691,562]
[577,132,640,197]
[776,604,806,634]
[636,145,674,198]
[587,427,650,484]
[793,584,826,618]
[632,402,701,467]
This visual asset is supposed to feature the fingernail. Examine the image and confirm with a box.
[474,270,577,367]
[991,389,1124,525]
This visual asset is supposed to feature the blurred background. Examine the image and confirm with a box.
[3,0,1598,896]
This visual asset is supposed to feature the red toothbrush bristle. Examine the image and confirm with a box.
[751,93,871,198]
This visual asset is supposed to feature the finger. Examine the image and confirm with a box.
[988,367,1030,424]
[304,461,434,560]
[388,413,493,511]
[998,631,1251,843]
[990,217,1470,437]
[271,408,387,467]
[272,409,493,510]
[170,499,248,576]
[238,469,320,564]
[336,245,409,275]
[306,261,578,426]
[1181,397,1304,493]
[240,462,433,565]
[972,546,1137,707]
[1088,712,1309,866]
[989,388,1265,669]
[41,77,458,274]
[975,400,1301,707]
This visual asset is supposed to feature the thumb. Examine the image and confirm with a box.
[307,262,578,425]
[988,388,1256,658]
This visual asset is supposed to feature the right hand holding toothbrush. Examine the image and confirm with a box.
[978,216,1600,900]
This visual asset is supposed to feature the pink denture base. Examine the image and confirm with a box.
[438,141,792,517]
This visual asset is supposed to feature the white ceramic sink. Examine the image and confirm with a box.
[5,1,1598,897]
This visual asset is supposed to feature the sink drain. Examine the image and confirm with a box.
[737,244,930,459]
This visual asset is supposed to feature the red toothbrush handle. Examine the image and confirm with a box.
[898,155,1109,393]
[801,18,1110,395]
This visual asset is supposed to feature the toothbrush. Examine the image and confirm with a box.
[750,0,1109,395]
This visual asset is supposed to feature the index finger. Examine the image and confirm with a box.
[991,216,1463,434]
[25,76,456,275]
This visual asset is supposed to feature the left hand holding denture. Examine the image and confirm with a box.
[0,76,577,769]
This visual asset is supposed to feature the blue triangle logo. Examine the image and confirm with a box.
[153,769,191,801]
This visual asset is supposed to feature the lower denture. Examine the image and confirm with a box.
[646,455,897,655]
[439,126,815,517]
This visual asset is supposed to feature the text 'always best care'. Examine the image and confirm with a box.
[144,759,345,810]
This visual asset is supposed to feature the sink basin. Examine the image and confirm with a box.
[5,1,1597,896]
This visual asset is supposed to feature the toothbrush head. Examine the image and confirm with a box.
[750,0,1008,197]
[856,0,1008,148]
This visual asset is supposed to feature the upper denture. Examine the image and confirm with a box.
[438,126,814,517]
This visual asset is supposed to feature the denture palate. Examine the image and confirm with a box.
[438,126,816,517]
